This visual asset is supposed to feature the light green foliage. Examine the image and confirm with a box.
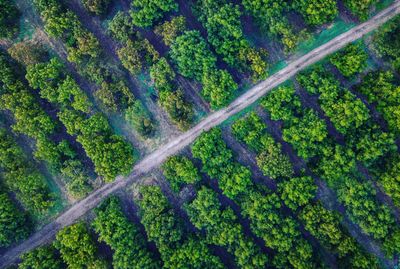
[95,81,135,112]
[185,187,268,269]
[108,12,136,43]
[93,197,161,269]
[139,186,183,250]
[192,128,252,199]
[0,193,30,247]
[293,0,338,26]
[162,156,200,192]
[202,68,237,109]
[278,176,317,210]
[378,156,400,209]
[261,85,302,122]
[282,109,328,160]
[241,190,314,268]
[344,0,377,20]
[118,39,159,75]
[373,15,400,72]
[130,0,178,27]
[55,222,107,269]
[0,0,20,38]
[19,245,63,269]
[299,203,380,268]
[82,0,111,15]
[150,57,175,92]
[297,67,370,135]
[154,16,186,46]
[357,71,400,135]
[232,112,294,179]
[196,1,268,80]
[0,128,53,212]
[337,177,395,240]
[242,0,299,51]
[316,144,356,185]
[170,31,217,81]
[330,43,368,77]
[138,186,224,268]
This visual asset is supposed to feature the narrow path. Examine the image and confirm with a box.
[1,2,399,267]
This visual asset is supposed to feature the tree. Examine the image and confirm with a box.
[130,0,178,27]
[241,0,299,51]
[372,15,400,72]
[344,0,377,20]
[19,245,63,269]
[282,110,328,160]
[170,30,217,81]
[8,41,48,66]
[139,185,184,251]
[0,0,20,38]
[278,176,317,210]
[231,112,267,152]
[202,68,237,109]
[93,196,161,269]
[293,0,338,26]
[378,156,400,209]
[330,42,368,77]
[82,0,111,15]
[256,135,294,179]
[159,89,193,129]
[125,101,154,136]
[261,85,302,122]
[154,16,186,46]
[108,12,136,43]
[55,222,107,269]
[162,156,200,192]
[0,193,30,247]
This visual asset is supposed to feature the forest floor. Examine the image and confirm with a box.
[1,1,400,267]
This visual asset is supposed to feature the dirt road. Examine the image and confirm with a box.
[1,1,400,267]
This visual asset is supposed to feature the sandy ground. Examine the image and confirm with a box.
[1,1,400,267]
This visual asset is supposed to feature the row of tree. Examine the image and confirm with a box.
[191,128,321,268]
[194,0,269,81]
[261,83,400,258]
[33,0,154,137]
[26,58,135,182]
[137,186,225,268]
[108,12,193,130]
[231,111,380,267]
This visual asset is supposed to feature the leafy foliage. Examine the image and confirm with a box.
[330,42,368,77]
[82,0,111,15]
[0,192,30,247]
[55,222,107,269]
[293,0,338,26]
[8,41,48,66]
[278,176,317,210]
[185,187,268,269]
[93,196,161,269]
[154,16,186,46]
[344,0,377,20]
[162,156,200,192]
[19,245,64,269]
[130,0,178,27]
[0,0,20,38]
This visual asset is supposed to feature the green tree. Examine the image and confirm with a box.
[202,68,237,109]
[162,156,200,192]
[330,43,368,77]
[0,0,20,38]
[154,16,186,46]
[8,41,48,66]
[108,12,136,43]
[0,193,30,247]
[170,30,217,81]
[282,110,328,160]
[82,0,111,15]
[19,245,63,269]
[55,222,107,269]
[293,0,338,26]
[278,176,317,210]
[344,0,377,20]
[93,196,161,269]
[130,0,178,27]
